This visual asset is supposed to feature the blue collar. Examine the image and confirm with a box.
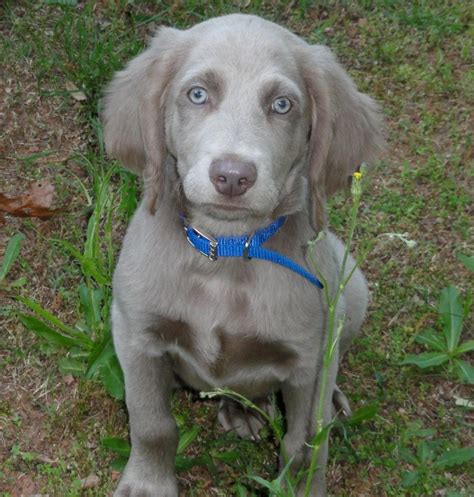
[182,216,323,289]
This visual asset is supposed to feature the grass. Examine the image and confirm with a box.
[1,0,473,496]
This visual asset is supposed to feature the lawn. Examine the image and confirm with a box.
[0,1,473,496]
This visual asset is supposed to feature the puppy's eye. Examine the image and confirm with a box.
[272,97,292,114]
[188,87,209,105]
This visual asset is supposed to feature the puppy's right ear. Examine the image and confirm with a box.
[299,45,385,229]
[102,27,185,211]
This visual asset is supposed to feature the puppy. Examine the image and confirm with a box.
[103,14,384,497]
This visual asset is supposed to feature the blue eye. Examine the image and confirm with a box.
[188,87,209,105]
[272,97,292,114]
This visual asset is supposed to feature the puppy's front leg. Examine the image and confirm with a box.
[281,358,339,497]
[113,311,178,497]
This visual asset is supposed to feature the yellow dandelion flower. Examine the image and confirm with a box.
[353,171,362,180]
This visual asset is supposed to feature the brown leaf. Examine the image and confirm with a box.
[35,453,57,465]
[0,180,64,219]
[80,474,100,489]
[65,81,87,101]
[111,470,121,481]
[50,293,63,311]
[63,375,75,386]
[27,180,55,208]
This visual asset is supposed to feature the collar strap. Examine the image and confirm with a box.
[182,216,323,289]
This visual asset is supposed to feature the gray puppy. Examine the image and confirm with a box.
[103,14,384,497]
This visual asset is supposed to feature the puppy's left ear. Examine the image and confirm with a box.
[300,45,385,228]
[102,27,187,213]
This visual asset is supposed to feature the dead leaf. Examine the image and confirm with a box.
[454,395,474,409]
[13,473,36,495]
[51,293,63,311]
[35,454,57,465]
[63,375,75,386]
[347,25,358,37]
[28,180,54,208]
[80,474,100,489]
[0,180,64,219]
[65,81,87,101]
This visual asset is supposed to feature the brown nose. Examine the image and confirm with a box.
[209,158,257,196]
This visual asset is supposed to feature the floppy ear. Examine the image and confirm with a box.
[301,45,385,228]
[102,27,185,212]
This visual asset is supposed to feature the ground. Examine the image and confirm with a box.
[0,1,473,497]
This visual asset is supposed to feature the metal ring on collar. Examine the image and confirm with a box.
[242,232,256,260]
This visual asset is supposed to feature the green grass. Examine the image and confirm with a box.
[1,1,473,496]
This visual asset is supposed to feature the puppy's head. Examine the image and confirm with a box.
[103,14,384,230]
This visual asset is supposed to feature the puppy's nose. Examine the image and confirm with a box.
[209,159,257,196]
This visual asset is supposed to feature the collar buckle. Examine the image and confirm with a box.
[184,225,218,261]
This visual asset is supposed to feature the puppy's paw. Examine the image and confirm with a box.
[114,476,178,497]
[218,397,274,440]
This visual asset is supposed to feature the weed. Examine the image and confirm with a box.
[402,255,474,384]
[103,417,241,478]
[399,424,474,492]
[16,155,130,400]
[0,233,26,287]
[200,169,370,496]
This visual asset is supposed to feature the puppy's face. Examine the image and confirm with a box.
[103,15,384,230]
[165,26,311,223]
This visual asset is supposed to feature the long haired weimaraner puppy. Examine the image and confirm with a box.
[103,14,384,497]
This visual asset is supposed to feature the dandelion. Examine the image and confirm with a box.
[351,168,363,197]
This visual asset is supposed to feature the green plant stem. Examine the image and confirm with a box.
[304,184,362,497]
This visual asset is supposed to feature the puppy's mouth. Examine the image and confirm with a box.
[192,201,265,221]
[176,185,265,223]
[205,202,252,212]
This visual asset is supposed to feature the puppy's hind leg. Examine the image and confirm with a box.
[333,251,369,420]
[339,264,369,357]
[112,305,178,497]
[281,354,340,497]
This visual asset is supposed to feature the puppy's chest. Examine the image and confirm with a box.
[152,269,323,386]
[158,319,299,384]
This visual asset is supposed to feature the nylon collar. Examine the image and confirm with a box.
[182,215,323,289]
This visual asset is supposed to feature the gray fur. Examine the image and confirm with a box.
[103,14,383,497]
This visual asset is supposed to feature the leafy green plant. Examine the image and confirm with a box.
[201,388,300,495]
[395,422,474,493]
[17,156,130,400]
[458,254,474,272]
[402,255,474,384]
[205,388,379,497]
[103,420,239,476]
[17,282,123,399]
[400,437,474,489]
[248,458,296,497]
[0,233,26,287]
[300,168,367,497]
[102,436,130,472]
